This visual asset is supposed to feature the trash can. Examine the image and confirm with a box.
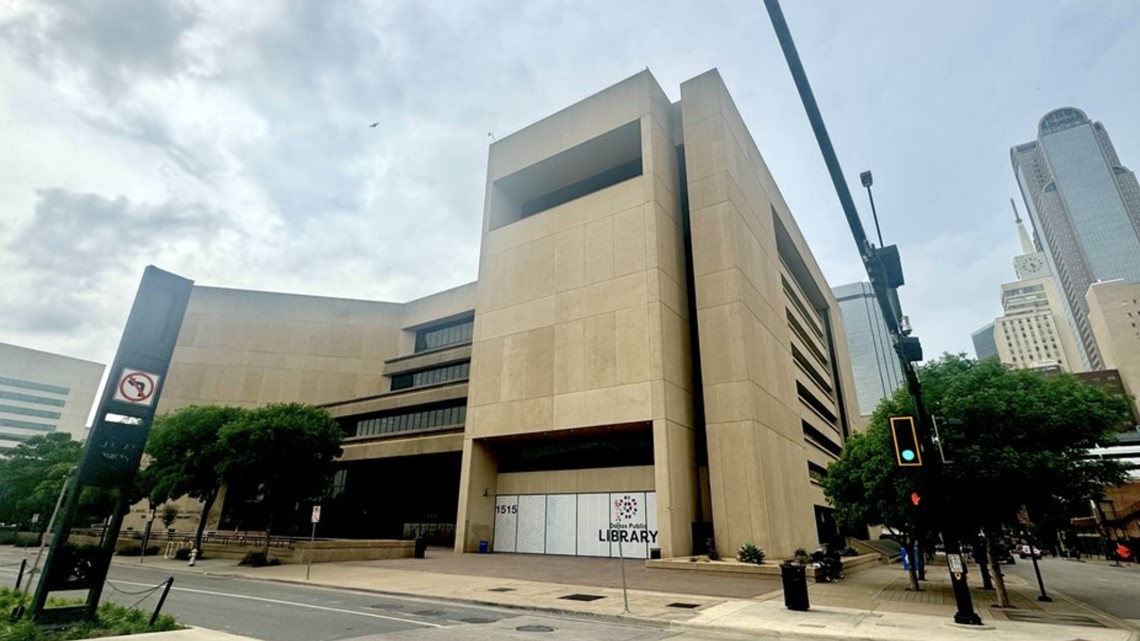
[478,540,489,554]
[414,537,427,559]
[650,547,661,560]
[781,563,809,611]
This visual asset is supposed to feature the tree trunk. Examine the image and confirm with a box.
[984,529,1011,607]
[194,488,218,553]
[262,513,273,557]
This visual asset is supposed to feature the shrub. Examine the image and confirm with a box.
[115,544,161,556]
[173,548,203,561]
[239,551,280,567]
[12,535,40,547]
[843,546,859,557]
[737,542,765,564]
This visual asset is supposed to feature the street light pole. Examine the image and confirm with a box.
[762,0,981,625]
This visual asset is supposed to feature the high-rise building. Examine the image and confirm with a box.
[1086,280,1140,420]
[1011,107,1140,369]
[971,323,998,361]
[150,70,862,559]
[984,205,1084,373]
[0,343,105,454]
[832,282,903,415]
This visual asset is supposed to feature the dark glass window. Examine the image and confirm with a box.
[390,361,470,391]
[352,402,466,438]
[0,376,69,396]
[414,317,474,353]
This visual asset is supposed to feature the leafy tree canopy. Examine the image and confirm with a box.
[216,403,343,543]
[824,355,1129,537]
[146,405,246,504]
[0,432,81,526]
[145,404,247,548]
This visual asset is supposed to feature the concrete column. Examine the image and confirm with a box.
[454,438,497,552]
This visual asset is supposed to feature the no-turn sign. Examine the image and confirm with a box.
[112,369,161,406]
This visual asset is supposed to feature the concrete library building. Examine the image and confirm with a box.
[154,69,861,561]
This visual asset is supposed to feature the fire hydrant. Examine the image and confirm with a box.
[188,548,198,567]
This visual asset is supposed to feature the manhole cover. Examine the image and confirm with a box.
[413,609,444,616]
[366,604,404,610]
[559,593,604,602]
[461,617,497,624]
[488,587,516,592]
[667,602,701,609]
[516,625,555,632]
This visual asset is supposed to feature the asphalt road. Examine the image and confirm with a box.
[1003,555,1140,624]
[1,547,814,641]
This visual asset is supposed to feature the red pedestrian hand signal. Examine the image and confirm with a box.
[911,492,921,506]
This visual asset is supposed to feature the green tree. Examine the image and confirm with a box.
[824,355,1128,603]
[216,403,343,554]
[146,404,246,551]
[0,432,81,529]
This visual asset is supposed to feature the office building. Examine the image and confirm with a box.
[832,282,903,415]
[1086,280,1140,420]
[153,70,861,559]
[971,323,998,361]
[1011,107,1140,369]
[0,342,105,454]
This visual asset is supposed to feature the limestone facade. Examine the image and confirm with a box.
[152,69,859,560]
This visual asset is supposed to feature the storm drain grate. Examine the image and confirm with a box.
[559,593,605,602]
[461,617,497,624]
[516,625,555,632]
[1003,611,1105,628]
[667,602,702,609]
[488,587,516,592]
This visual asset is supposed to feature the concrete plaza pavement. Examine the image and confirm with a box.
[95,548,1138,641]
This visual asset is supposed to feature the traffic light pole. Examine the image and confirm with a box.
[762,0,981,625]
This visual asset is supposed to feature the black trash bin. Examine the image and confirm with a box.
[414,537,427,559]
[781,563,809,611]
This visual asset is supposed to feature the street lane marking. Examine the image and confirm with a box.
[109,580,445,628]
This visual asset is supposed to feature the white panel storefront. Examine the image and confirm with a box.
[492,495,518,552]
[492,491,659,557]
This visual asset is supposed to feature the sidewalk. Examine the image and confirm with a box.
[114,551,1138,641]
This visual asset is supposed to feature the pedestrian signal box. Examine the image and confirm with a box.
[890,416,923,467]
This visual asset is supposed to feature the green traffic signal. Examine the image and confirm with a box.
[890,416,923,467]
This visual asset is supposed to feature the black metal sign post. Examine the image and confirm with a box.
[31,266,193,624]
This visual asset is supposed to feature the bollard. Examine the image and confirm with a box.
[188,548,198,567]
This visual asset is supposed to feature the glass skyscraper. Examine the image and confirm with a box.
[1012,107,1140,369]
[833,282,904,416]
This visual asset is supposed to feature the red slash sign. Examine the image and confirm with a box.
[117,371,156,404]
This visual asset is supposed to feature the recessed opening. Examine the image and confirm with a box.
[491,120,643,229]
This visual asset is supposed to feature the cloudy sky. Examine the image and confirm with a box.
[2,0,1138,368]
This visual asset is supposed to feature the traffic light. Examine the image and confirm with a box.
[889,416,923,467]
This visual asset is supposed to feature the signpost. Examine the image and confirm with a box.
[306,505,321,580]
[31,267,193,624]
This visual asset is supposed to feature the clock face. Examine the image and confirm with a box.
[1023,257,1044,273]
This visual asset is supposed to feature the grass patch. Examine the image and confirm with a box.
[1,587,181,640]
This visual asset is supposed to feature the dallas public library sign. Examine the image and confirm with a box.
[32,266,193,624]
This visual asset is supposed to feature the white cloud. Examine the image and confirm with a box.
[1,0,1138,368]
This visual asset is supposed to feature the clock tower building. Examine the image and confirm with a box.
[988,203,1085,373]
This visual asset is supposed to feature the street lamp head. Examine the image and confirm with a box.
[860,170,873,188]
